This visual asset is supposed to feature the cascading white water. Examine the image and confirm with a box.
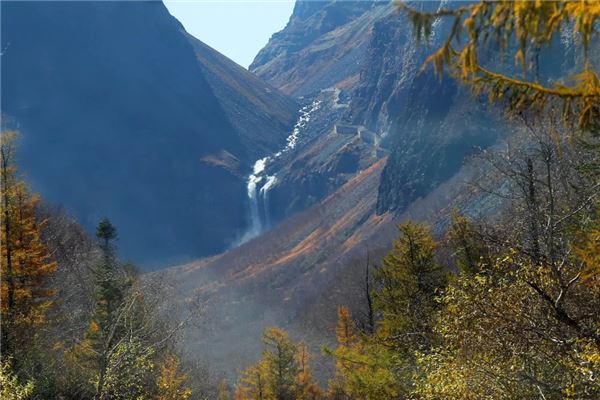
[238,100,321,244]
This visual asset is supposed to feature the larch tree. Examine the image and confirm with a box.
[373,221,446,351]
[236,327,321,400]
[0,131,57,364]
[399,0,600,132]
[236,364,267,400]
[326,223,446,399]
[156,354,193,400]
[261,327,300,400]
[294,342,321,400]
[325,306,399,400]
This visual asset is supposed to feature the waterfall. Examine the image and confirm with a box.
[260,175,277,229]
[238,100,321,244]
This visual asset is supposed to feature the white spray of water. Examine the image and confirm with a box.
[239,100,321,244]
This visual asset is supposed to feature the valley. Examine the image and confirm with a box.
[1,1,599,399]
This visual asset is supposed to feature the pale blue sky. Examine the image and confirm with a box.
[164,1,296,68]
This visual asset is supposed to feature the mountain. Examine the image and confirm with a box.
[250,1,384,97]
[251,1,507,219]
[1,1,298,267]
[159,0,497,375]
[170,0,585,377]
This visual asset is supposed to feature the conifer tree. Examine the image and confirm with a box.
[294,342,320,400]
[447,211,490,275]
[261,328,300,400]
[326,307,399,400]
[236,327,321,400]
[0,131,56,363]
[236,364,267,400]
[399,0,600,132]
[327,223,447,399]
[156,354,193,400]
[373,222,446,349]
[67,218,134,399]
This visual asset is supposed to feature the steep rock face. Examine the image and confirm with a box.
[253,1,580,219]
[1,1,297,268]
[250,1,386,96]
[370,10,588,215]
[249,0,505,224]
[348,12,506,214]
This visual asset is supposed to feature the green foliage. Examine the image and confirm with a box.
[373,222,446,346]
[0,360,34,400]
[262,328,299,399]
[447,211,490,275]
[414,252,600,399]
[327,223,447,398]
[96,218,117,243]
[102,339,155,400]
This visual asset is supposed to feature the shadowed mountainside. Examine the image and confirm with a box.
[1,1,297,267]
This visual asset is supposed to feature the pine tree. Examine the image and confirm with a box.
[67,218,133,399]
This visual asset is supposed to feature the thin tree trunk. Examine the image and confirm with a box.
[364,251,374,334]
[526,158,541,261]
[1,146,15,356]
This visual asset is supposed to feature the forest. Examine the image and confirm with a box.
[1,2,599,399]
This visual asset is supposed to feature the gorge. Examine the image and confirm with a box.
[3,0,597,392]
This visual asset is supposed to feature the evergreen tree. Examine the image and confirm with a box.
[68,218,133,399]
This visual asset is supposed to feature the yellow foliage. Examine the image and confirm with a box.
[575,209,600,288]
[398,0,600,132]
[236,327,321,399]
[155,354,192,400]
[1,131,57,357]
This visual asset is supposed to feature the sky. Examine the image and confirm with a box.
[164,1,296,69]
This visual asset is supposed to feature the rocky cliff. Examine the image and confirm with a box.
[251,1,507,220]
